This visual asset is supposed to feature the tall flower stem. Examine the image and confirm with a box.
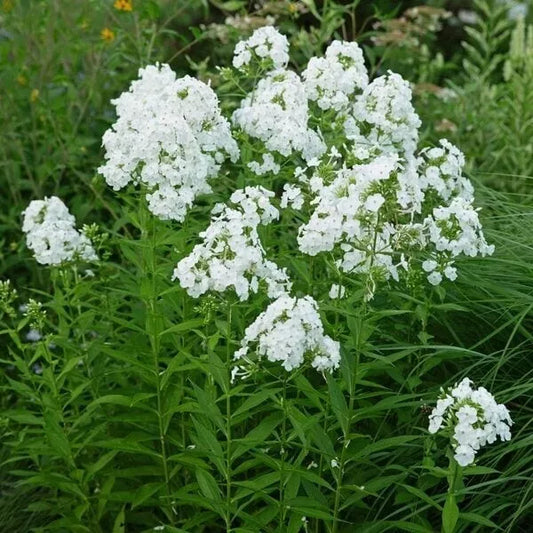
[331,339,361,533]
[442,455,462,533]
[279,375,288,529]
[225,302,234,532]
[332,280,370,532]
[139,205,174,523]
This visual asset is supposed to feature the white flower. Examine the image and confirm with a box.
[419,140,473,202]
[444,265,457,281]
[428,414,443,434]
[248,153,280,176]
[454,444,476,466]
[26,329,42,342]
[296,135,491,296]
[280,184,304,210]
[428,378,512,466]
[232,69,326,163]
[499,0,528,20]
[233,26,289,70]
[422,259,438,273]
[22,197,97,266]
[102,28,493,302]
[427,271,443,286]
[328,284,346,299]
[364,193,385,212]
[345,71,421,160]
[173,186,291,301]
[425,198,495,258]
[297,155,411,288]
[99,64,238,221]
[303,40,368,111]
[233,294,340,373]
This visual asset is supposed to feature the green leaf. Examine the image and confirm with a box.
[58,356,83,380]
[3,409,41,425]
[87,394,155,412]
[208,350,228,393]
[301,0,321,19]
[442,493,459,533]
[195,469,222,502]
[160,318,205,337]
[327,374,349,435]
[192,384,225,433]
[460,512,498,528]
[132,482,163,509]
[112,506,125,533]
[191,417,226,476]
[211,0,245,11]
[233,388,280,418]
[86,450,119,480]
[140,0,160,20]
[43,410,73,465]
[351,435,419,459]
[398,484,442,511]
[232,414,281,461]
[92,436,159,458]
[462,465,500,476]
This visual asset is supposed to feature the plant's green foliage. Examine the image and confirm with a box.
[1,1,533,532]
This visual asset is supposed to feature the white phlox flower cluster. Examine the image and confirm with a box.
[233,294,340,373]
[22,197,97,266]
[247,153,280,176]
[422,197,494,285]
[232,25,289,70]
[231,29,492,298]
[173,186,291,301]
[98,64,239,221]
[298,155,415,290]
[280,184,304,210]
[428,378,512,467]
[344,71,421,161]
[296,130,493,294]
[303,40,368,111]
[232,69,326,163]
[418,139,474,202]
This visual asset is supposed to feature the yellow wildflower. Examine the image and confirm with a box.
[17,74,27,86]
[30,89,39,103]
[2,0,13,13]
[114,0,132,12]
[101,27,115,43]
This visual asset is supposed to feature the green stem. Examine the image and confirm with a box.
[225,303,233,532]
[442,456,462,533]
[315,391,330,533]
[332,218,378,530]
[279,376,288,530]
[71,266,95,395]
[331,309,364,533]
[331,393,354,533]
[141,208,174,523]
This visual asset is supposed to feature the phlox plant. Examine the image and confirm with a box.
[0,26,515,533]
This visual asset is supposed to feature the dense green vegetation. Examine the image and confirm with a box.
[1,1,532,532]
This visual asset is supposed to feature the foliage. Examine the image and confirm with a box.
[1,1,532,532]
